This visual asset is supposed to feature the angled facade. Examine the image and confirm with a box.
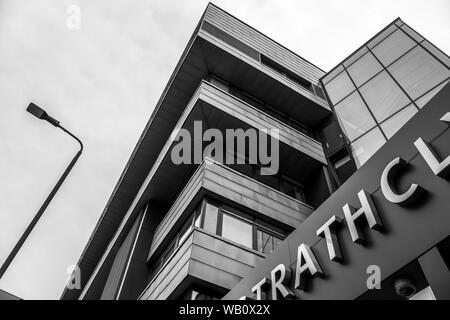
[61,4,450,300]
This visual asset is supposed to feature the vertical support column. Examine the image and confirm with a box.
[418,247,450,300]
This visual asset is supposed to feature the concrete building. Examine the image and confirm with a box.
[61,4,449,300]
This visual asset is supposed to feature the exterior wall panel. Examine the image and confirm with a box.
[148,159,313,260]
[204,4,325,84]
[141,229,265,300]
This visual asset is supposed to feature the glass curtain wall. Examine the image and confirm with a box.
[322,19,449,168]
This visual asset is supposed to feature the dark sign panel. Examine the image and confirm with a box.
[224,83,450,300]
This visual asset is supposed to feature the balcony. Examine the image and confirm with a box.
[148,158,314,262]
[178,80,326,163]
[140,228,265,300]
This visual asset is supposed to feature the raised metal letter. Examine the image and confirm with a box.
[294,244,323,290]
[381,157,424,206]
[270,264,294,300]
[316,215,343,262]
[343,190,383,244]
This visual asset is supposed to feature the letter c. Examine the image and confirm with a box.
[381,157,424,206]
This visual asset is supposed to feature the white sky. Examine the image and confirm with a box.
[0,0,448,300]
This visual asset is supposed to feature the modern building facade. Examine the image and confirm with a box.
[322,19,449,168]
[61,4,450,300]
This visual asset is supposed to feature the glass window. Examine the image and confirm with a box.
[380,105,418,139]
[422,41,450,68]
[372,29,416,66]
[367,24,397,49]
[203,202,218,233]
[389,46,450,100]
[257,229,283,255]
[178,216,193,245]
[334,91,376,141]
[194,208,202,227]
[351,128,386,168]
[394,19,404,27]
[401,25,423,43]
[322,65,344,85]
[360,71,410,122]
[221,213,253,248]
[161,239,176,266]
[324,70,355,104]
[344,47,368,68]
[416,80,449,109]
[347,52,383,87]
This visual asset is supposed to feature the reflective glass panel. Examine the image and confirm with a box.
[360,71,410,122]
[416,80,450,109]
[401,24,423,43]
[178,216,193,245]
[389,46,450,100]
[221,213,253,248]
[323,65,344,85]
[324,71,355,104]
[351,128,386,168]
[344,47,368,68]
[203,202,218,233]
[348,52,383,87]
[334,91,376,141]
[368,24,397,49]
[422,41,450,68]
[257,229,283,255]
[380,105,418,138]
[372,29,416,66]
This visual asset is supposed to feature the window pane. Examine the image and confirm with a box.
[368,24,397,49]
[344,47,368,68]
[221,213,253,248]
[422,41,450,68]
[401,24,423,43]
[203,202,218,234]
[194,208,202,227]
[380,105,417,139]
[257,230,273,254]
[351,128,386,168]
[372,29,416,66]
[161,240,176,265]
[360,71,410,122]
[324,71,355,104]
[257,230,283,255]
[347,52,383,87]
[323,64,344,85]
[178,216,193,245]
[272,236,282,251]
[416,80,449,109]
[334,91,376,141]
[389,46,450,100]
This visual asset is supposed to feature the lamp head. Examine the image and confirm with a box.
[27,103,60,127]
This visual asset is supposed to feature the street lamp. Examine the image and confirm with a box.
[0,103,83,280]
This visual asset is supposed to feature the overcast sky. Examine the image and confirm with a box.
[0,0,449,300]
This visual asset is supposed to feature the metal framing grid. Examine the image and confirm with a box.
[320,18,450,156]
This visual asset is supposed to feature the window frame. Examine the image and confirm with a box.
[199,198,286,253]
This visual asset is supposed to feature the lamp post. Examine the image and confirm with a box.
[0,103,83,280]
